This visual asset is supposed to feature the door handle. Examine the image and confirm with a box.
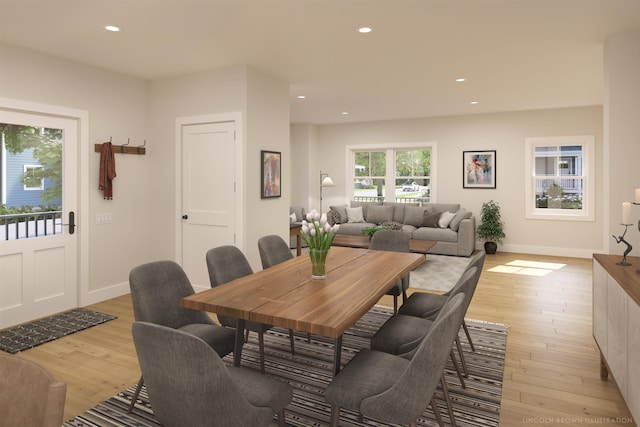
[60,211,75,234]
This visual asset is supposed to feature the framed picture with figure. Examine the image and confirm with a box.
[261,150,281,198]
[463,150,496,189]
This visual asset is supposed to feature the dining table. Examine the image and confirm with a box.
[180,246,425,375]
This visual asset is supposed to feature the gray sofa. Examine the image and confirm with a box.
[328,201,475,257]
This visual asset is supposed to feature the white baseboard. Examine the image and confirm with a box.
[80,281,130,307]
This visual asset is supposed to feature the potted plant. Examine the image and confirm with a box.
[476,200,505,254]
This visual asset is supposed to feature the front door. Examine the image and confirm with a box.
[180,120,237,289]
[0,107,78,328]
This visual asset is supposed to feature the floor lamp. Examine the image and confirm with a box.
[320,171,335,214]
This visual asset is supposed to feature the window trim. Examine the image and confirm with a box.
[23,164,44,191]
[345,141,437,203]
[524,135,595,221]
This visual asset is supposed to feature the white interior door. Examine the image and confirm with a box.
[181,121,236,288]
[0,109,78,328]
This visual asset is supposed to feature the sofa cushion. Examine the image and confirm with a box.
[366,205,394,224]
[403,205,430,227]
[383,202,417,223]
[350,201,380,218]
[289,212,297,224]
[290,206,306,222]
[449,208,472,231]
[347,206,365,223]
[330,204,348,223]
[423,203,460,214]
[413,226,458,243]
[421,211,441,228]
[438,211,456,228]
[337,222,376,236]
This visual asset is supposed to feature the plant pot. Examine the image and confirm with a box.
[484,241,498,255]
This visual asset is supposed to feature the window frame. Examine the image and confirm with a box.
[23,164,44,191]
[345,141,437,203]
[524,135,595,221]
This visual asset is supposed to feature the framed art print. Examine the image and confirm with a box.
[261,150,281,198]
[463,150,496,189]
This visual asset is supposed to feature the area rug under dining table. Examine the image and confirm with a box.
[64,306,507,427]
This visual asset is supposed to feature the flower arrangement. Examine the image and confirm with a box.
[301,209,340,250]
[301,210,339,278]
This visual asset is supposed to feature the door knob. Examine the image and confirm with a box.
[182,214,188,220]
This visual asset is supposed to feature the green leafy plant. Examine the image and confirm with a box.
[476,200,505,245]
[362,225,385,238]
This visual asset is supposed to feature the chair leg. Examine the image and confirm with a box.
[307,332,311,343]
[127,376,144,414]
[393,294,398,314]
[288,329,295,355]
[449,350,466,388]
[277,409,286,427]
[258,331,265,374]
[430,396,445,427]
[462,320,475,351]
[330,405,340,427]
[455,336,469,377]
[440,375,458,427]
[245,328,250,342]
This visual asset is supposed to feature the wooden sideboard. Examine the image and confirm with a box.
[593,254,640,423]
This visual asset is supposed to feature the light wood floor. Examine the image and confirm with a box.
[10,252,636,426]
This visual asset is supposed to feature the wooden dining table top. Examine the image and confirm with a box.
[180,246,425,339]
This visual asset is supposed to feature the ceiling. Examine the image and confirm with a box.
[1,0,639,124]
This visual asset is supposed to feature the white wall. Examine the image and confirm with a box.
[604,32,640,258]
[294,106,605,258]
[0,43,153,302]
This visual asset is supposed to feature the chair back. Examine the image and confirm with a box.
[444,250,486,297]
[258,235,293,269]
[360,292,467,424]
[132,322,273,427]
[206,245,254,287]
[129,260,213,329]
[369,230,410,253]
[206,245,254,327]
[0,353,66,427]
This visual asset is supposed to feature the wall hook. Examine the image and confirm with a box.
[121,138,130,153]
[137,139,146,154]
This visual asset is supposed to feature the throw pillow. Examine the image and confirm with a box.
[404,205,429,227]
[330,204,348,223]
[380,220,404,231]
[438,211,456,228]
[366,205,394,225]
[421,211,441,228]
[327,209,342,226]
[346,206,365,223]
[449,208,472,231]
[289,212,297,224]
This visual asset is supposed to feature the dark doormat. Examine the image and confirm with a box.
[0,308,117,354]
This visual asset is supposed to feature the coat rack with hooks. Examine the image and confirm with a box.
[94,137,147,155]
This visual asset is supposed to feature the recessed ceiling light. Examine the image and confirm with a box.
[341,111,349,115]
[470,101,479,105]
[297,95,306,99]
[456,78,466,82]
[358,27,372,33]
[105,25,120,32]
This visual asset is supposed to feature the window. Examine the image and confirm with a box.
[347,142,434,203]
[525,136,594,221]
[23,165,44,190]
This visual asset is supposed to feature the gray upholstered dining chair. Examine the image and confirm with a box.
[257,234,310,346]
[369,230,411,314]
[0,353,67,427]
[369,266,479,426]
[325,293,467,427]
[132,321,292,427]
[399,250,486,355]
[206,245,295,374]
[128,260,236,413]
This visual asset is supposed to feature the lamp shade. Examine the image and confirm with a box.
[321,176,335,187]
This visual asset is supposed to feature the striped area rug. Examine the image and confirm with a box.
[64,306,507,427]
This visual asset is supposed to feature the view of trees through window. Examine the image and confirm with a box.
[352,147,431,202]
[1,123,63,238]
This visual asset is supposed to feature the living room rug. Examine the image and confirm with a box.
[0,308,117,354]
[64,306,507,427]
[410,254,472,292]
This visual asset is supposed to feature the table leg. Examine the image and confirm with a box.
[333,335,343,376]
[234,319,246,367]
[296,234,302,256]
